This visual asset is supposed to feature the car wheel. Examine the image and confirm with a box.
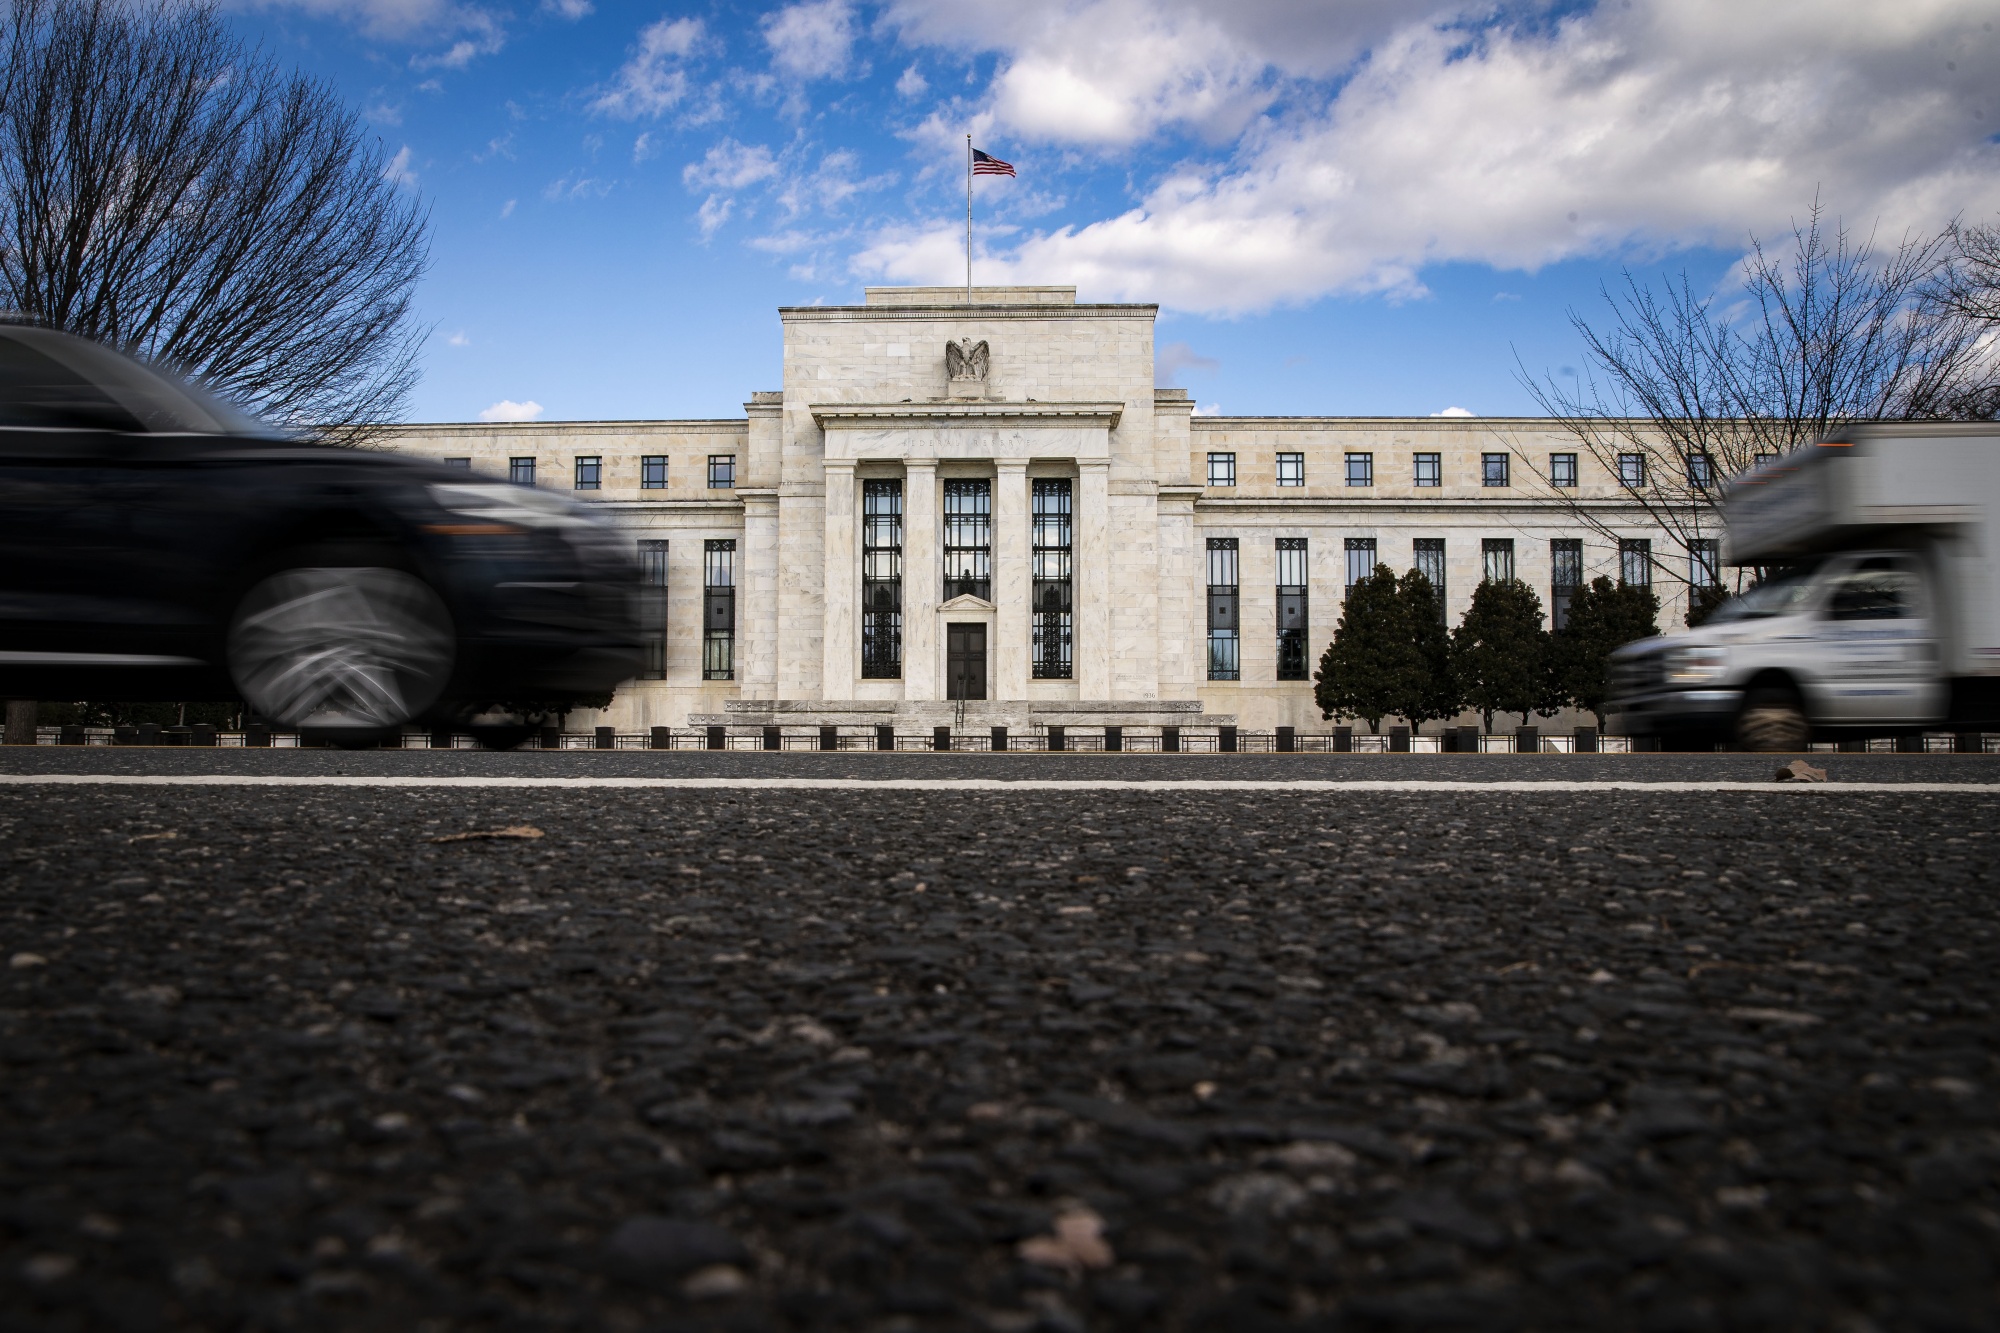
[228,567,454,740]
[1736,687,1810,752]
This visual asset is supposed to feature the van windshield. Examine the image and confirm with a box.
[1706,560,1824,622]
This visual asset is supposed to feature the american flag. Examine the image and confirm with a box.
[972,149,1015,177]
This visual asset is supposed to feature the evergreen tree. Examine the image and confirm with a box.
[1451,579,1549,730]
[1553,576,1661,726]
[1396,569,1459,733]
[1314,564,1410,733]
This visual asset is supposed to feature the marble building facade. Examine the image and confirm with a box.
[380,287,1685,734]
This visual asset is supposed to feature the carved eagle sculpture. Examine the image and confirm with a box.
[945,338,989,381]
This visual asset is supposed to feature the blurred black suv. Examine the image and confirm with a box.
[0,323,641,744]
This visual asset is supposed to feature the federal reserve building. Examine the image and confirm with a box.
[382,286,1688,737]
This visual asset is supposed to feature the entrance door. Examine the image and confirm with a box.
[946,623,987,700]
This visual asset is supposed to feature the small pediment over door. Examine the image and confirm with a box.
[938,593,996,612]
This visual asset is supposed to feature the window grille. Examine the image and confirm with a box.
[703,540,735,679]
[509,457,536,486]
[1276,538,1308,681]
[1689,538,1721,588]
[1550,538,1582,630]
[1207,452,1236,487]
[1482,537,1516,583]
[1620,538,1653,588]
[574,456,601,490]
[942,479,993,601]
[443,457,471,470]
[1276,452,1305,487]
[1753,452,1776,469]
[1414,453,1441,487]
[638,540,668,679]
[1345,452,1373,487]
[1344,537,1377,590]
[1413,538,1446,621]
[1206,538,1239,680]
[1032,479,1073,679]
[707,455,736,488]
[1686,452,1715,489]
[1617,453,1646,487]
[641,455,668,489]
[1550,453,1578,488]
[862,480,903,678]
[1482,453,1510,487]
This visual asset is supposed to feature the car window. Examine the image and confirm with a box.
[1706,560,1822,622]
[1826,563,1921,621]
[0,332,147,430]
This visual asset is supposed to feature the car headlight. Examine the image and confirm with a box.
[426,483,592,534]
[1667,645,1728,684]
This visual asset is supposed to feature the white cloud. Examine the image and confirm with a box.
[762,0,855,81]
[407,8,505,69]
[499,198,516,218]
[543,174,609,202]
[696,194,734,238]
[861,0,2000,314]
[228,0,468,40]
[1191,401,1221,416]
[446,330,470,347]
[593,16,707,118]
[896,64,927,99]
[683,139,779,192]
[543,0,591,17]
[1155,341,1219,384]
[479,399,542,422]
[380,145,418,190]
[1430,406,1475,418]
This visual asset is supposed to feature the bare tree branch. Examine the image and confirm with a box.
[0,0,430,442]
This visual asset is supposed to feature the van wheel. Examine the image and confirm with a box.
[228,567,454,740]
[1736,687,1809,752]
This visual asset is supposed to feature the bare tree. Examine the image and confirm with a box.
[1512,204,2000,601]
[0,0,429,440]
[1931,214,2000,332]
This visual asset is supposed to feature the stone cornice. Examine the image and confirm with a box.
[810,400,1124,429]
[780,304,1155,321]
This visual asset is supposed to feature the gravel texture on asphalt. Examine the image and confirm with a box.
[2,776,1997,1332]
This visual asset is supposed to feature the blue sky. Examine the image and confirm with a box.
[222,0,2000,423]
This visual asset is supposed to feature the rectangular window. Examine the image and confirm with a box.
[1032,479,1074,680]
[1345,452,1374,487]
[861,480,903,678]
[638,540,668,679]
[1207,452,1236,487]
[1550,453,1578,488]
[509,456,536,486]
[1412,538,1446,622]
[1550,538,1583,631]
[1344,537,1377,590]
[1753,452,1777,469]
[707,455,736,488]
[1690,538,1721,588]
[1414,453,1441,487]
[942,479,993,601]
[1276,538,1308,681]
[1620,538,1653,588]
[640,455,668,489]
[703,539,735,680]
[443,457,471,470]
[1686,452,1715,489]
[1618,453,1646,488]
[1206,537,1239,681]
[1482,453,1510,487]
[1482,537,1516,583]
[574,456,601,490]
[1276,452,1305,487]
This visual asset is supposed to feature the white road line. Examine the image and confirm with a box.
[0,774,1993,793]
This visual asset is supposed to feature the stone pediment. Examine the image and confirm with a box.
[938,593,996,612]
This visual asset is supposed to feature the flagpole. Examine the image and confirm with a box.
[965,134,972,308]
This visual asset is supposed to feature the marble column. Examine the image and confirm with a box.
[993,460,1030,701]
[1077,460,1112,699]
[901,461,939,700]
[739,490,779,698]
[821,462,856,700]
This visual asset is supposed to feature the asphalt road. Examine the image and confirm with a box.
[2,756,1996,1331]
